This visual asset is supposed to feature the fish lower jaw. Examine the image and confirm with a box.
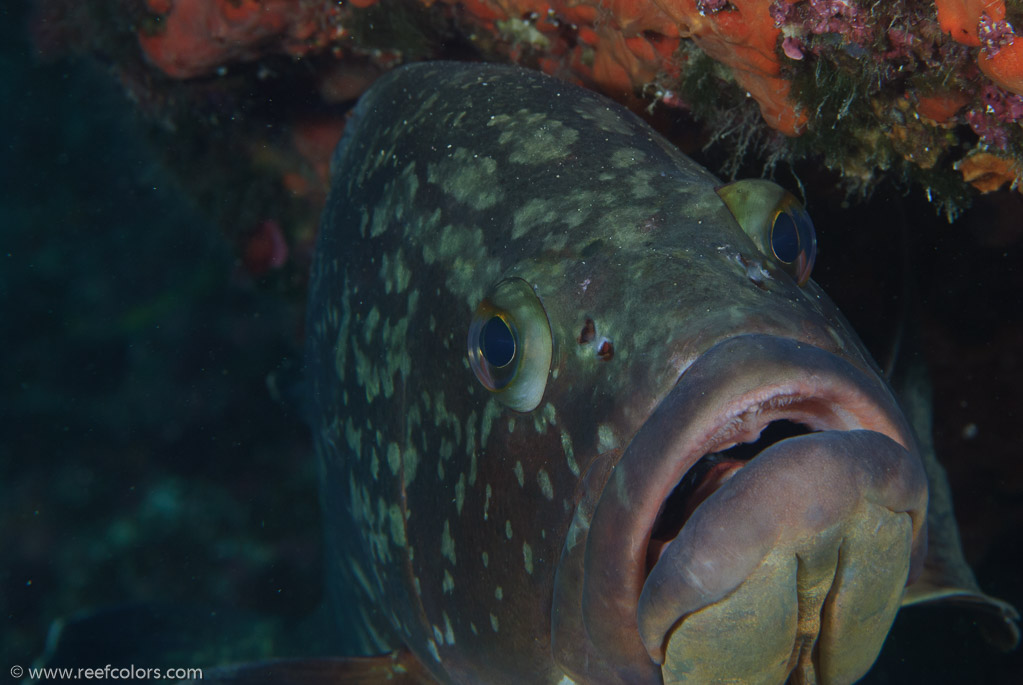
[638,427,925,684]
[562,334,927,685]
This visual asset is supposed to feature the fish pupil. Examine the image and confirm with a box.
[481,316,516,368]
[771,211,801,264]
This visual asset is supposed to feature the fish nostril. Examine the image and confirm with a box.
[578,318,596,344]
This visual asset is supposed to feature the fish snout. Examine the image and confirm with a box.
[639,429,926,684]
[553,335,928,684]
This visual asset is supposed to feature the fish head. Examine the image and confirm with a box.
[306,62,928,685]
[470,174,927,685]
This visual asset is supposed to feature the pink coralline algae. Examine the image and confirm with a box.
[967,84,1023,148]
[782,36,804,59]
[769,0,875,68]
[771,0,872,48]
[978,14,1016,56]
[696,0,730,14]
[883,27,917,61]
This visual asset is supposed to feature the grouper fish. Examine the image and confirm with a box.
[304,62,1019,684]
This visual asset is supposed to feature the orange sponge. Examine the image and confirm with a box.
[934,0,1005,47]
[139,0,326,79]
[916,91,971,123]
[957,150,1021,192]
[653,0,807,134]
[979,38,1023,95]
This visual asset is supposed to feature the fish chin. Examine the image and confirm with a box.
[553,334,928,684]
[642,429,924,684]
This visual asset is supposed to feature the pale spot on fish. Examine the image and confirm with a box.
[505,520,513,539]
[543,402,557,425]
[561,430,580,477]
[441,520,457,565]
[378,250,412,294]
[369,448,379,481]
[363,306,380,343]
[628,167,659,200]
[481,398,500,446]
[439,437,454,460]
[427,638,441,662]
[489,109,579,164]
[610,147,646,168]
[513,460,525,487]
[490,613,500,632]
[455,473,466,514]
[344,418,362,455]
[542,231,569,251]
[387,442,401,475]
[577,104,636,136]
[598,423,618,452]
[523,542,534,574]
[403,443,420,485]
[407,287,419,314]
[443,612,456,645]
[358,208,370,237]
[482,551,489,568]
[388,503,406,547]
[426,148,502,210]
[537,468,554,501]
[442,569,455,594]
[495,586,503,600]
[368,206,389,238]
[512,197,558,239]
[532,401,557,434]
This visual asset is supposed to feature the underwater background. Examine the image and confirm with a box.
[1,0,321,672]
[2,0,1022,681]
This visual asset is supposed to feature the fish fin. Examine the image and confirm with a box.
[894,358,1021,651]
[180,651,439,684]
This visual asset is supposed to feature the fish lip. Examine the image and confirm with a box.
[567,333,923,682]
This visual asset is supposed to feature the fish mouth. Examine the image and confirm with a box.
[553,334,928,684]
[644,417,814,571]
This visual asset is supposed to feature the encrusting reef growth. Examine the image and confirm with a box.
[31,0,1023,261]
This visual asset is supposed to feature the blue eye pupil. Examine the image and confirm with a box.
[771,211,801,263]
[481,316,516,368]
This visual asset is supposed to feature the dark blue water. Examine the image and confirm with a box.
[1,0,319,672]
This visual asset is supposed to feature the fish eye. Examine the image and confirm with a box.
[770,200,816,285]
[716,179,817,286]
[480,315,516,370]
[468,278,552,412]
[770,211,800,263]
